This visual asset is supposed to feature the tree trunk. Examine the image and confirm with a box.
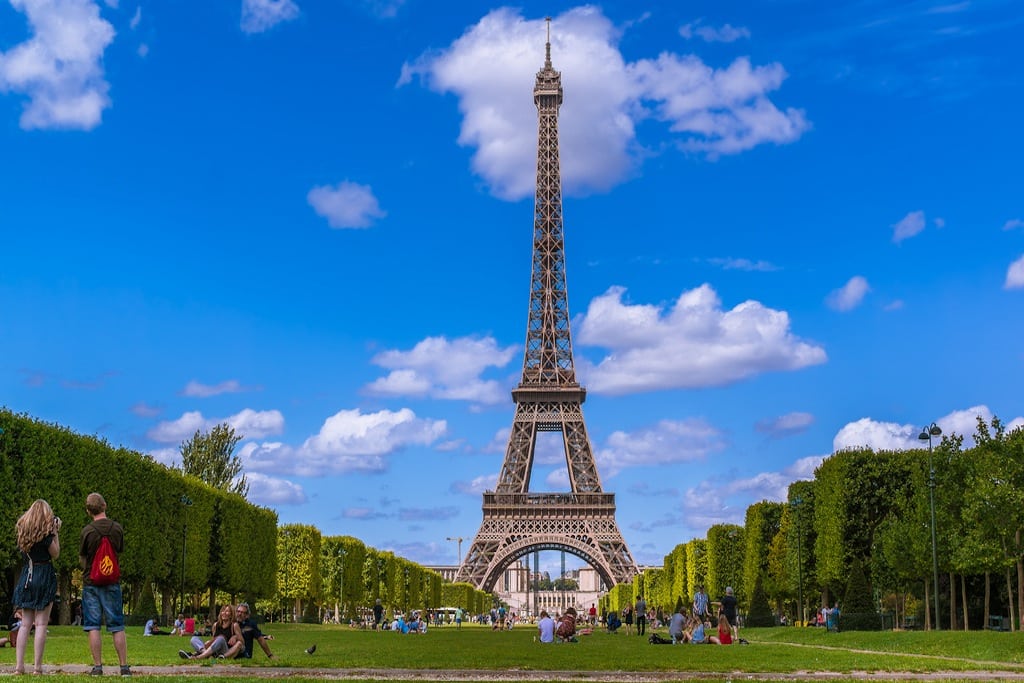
[1017,543,1024,631]
[1006,566,1016,632]
[57,569,73,625]
[949,571,956,630]
[961,574,969,631]
[984,572,991,628]
[925,579,931,630]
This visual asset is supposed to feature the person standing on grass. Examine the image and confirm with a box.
[80,493,130,677]
[455,606,463,629]
[693,585,710,621]
[14,500,61,675]
[622,604,633,635]
[373,599,384,631]
[634,595,647,637]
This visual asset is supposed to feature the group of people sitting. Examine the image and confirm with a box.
[535,607,595,643]
[386,611,428,634]
[667,608,736,645]
[177,603,275,661]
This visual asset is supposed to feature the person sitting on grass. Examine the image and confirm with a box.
[0,609,22,648]
[170,614,186,636]
[713,613,732,645]
[668,607,688,644]
[144,616,170,635]
[536,610,554,643]
[688,616,710,645]
[606,610,621,633]
[235,603,275,659]
[179,605,242,660]
[555,607,578,643]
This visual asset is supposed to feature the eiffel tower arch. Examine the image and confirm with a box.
[455,21,638,593]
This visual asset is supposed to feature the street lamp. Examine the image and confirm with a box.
[792,496,804,626]
[918,422,942,631]
[337,546,346,624]
[179,495,193,615]
[446,536,464,566]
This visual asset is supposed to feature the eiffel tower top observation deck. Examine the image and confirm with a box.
[454,21,638,591]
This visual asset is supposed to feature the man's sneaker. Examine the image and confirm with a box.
[178,650,192,660]
[89,665,104,676]
[216,654,225,659]
[119,665,132,676]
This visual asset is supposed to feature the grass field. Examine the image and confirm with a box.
[4,622,1024,681]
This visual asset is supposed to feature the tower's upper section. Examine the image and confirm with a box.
[518,18,580,393]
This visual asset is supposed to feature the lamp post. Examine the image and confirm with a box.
[337,546,346,624]
[793,496,804,626]
[179,495,193,615]
[446,536,464,566]
[918,422,942,631]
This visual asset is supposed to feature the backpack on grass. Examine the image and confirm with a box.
[648,633,672,644]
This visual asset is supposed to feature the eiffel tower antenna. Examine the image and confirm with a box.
[455,21,638,593]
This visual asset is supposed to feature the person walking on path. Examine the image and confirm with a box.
[14,500,61,675]
[80,492,130,676]
[635,596,647,637]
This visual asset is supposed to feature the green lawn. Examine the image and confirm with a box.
[6,623,1024,681]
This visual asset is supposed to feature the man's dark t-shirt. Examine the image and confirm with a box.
[238,618,264,658]
[373,603,384,625]
[79,518,124,585]
[720,594,738,622]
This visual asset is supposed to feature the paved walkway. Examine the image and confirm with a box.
[15,665,1024,681]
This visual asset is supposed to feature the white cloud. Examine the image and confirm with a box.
[402,7,807,201]
[596,418,726,476]
[0,0,115,130]
[679,21,750,43]
[884,299,905,312]
[131,401,161,418]
[240,0,299,34]
[755,411,814,437]
[147,447,179,467]
[826,275,869,311]
[307,181,385,229]
[366,335,517,404]
[707,257,779,272]
[181,379,252,397]
[892,210,926,243]
[129,6,140,30]
[576,284,826,394]
[1005,254,1024,290]
[832,405,1024,452]
[147,408,285,443]
[240,408,446,477]
[1003,219,1024,231]
[246,472,306,505]
[451,473,498,495]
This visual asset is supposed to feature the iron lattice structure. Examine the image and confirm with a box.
[455,28,638,592]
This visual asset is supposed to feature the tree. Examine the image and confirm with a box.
[180,423,248,497]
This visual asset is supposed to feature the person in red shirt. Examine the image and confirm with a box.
[716,613,733,645]
[588,604,597,626]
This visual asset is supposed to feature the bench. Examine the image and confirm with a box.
[987,615,1010,631]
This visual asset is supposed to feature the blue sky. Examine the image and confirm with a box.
[2,0,1023,572]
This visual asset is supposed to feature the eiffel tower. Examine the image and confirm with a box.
[455,21,638,592]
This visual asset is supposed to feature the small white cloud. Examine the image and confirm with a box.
[240,0,299,34]
[366,335,517,404]
[137,43,149,57]
[680,20,750,43]
[129,6,141,30]
[576,284,826,394]
[246,472,306,505]
[707,257,779,272]
[147,447,179,467]
[934,217,945,228]
[1005,255,1024,290]
[596,418,727,476]
[755,411,814,438]
[307,181,385,229]
[181,379,251,397]
[342,507,387,520]
[131,401,161,418]
[240,408,446,477]
[147,408,284,443]
[826,276,870,311]
[0,0,115,130]
[1003,219,1024,231]
[892,210,926,243]
[884,299,905,312]
[451,473,498,495]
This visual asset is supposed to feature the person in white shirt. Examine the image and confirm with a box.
[536,610,555,643]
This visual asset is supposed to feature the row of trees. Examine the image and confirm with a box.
[274,526,491,622]
[0,409,493,624]
[603,418,1024,631]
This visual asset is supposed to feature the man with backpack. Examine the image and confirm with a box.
[79,492,130,676]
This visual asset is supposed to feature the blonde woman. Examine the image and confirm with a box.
[180,605,242,660]
[13,499,61,675]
